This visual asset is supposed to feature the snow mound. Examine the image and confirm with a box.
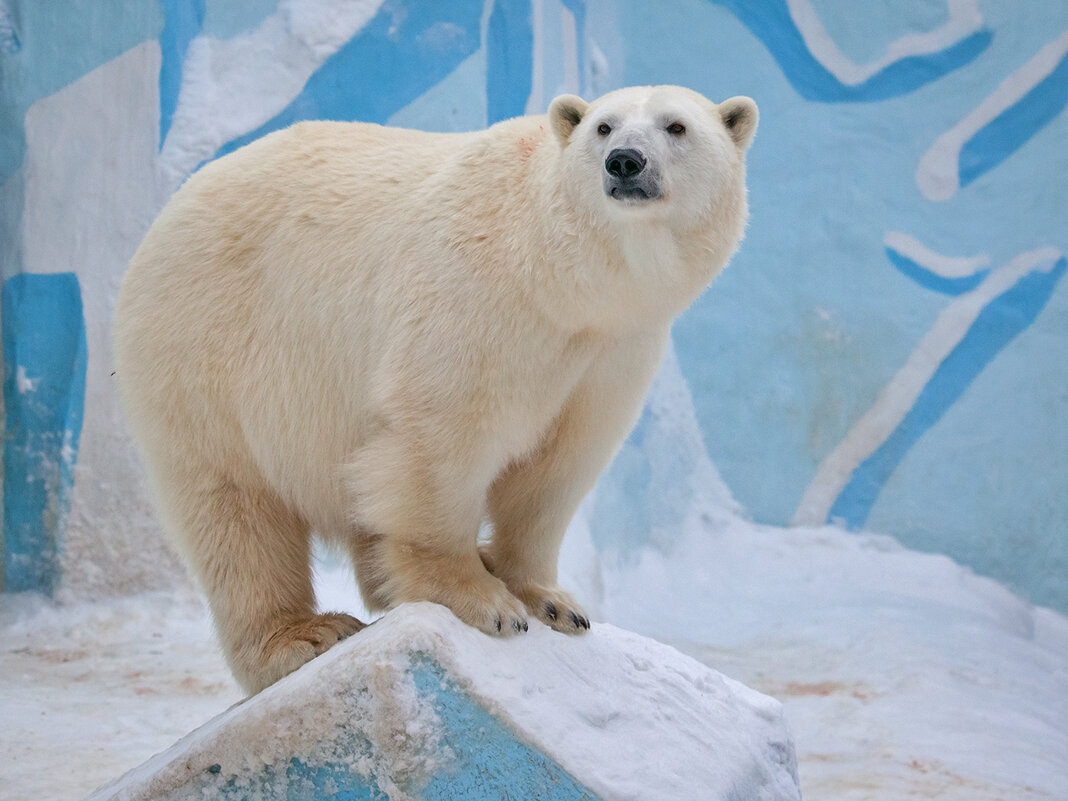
[84,602,800,801]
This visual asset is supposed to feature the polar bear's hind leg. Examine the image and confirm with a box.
[172,475,364,694]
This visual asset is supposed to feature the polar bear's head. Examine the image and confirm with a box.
[548,85,757,228]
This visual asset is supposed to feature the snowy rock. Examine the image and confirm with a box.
[84,603,800,801]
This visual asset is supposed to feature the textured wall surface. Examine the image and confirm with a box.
[0,0,1065,611]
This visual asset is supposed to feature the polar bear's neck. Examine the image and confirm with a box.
[525,177,740,336]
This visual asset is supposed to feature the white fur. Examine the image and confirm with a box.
[114,85,757,693]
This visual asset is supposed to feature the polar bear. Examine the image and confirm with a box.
[114,85,757,694]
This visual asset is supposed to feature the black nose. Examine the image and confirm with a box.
[605,148,646,179]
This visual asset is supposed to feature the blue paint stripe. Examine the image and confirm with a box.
[283,759,387,801]
[0,3,165,185]
[0,2,20,54]
[158,0,206,149]
[195,657,599,799]
[711,0,991,103]
[959,47,1068,189]
[561,0,587,97]
[211,0,482,164]
[413,659,600,799]
[2,272,87,594]
[486,0,534,123]
[885,247,989,295]
[829,257,1067,529]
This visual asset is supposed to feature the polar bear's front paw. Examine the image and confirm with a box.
[383,542,530,637]
[448,581,530,637]
[512,584,590,634]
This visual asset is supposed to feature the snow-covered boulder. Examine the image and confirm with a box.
[84,603,800,800]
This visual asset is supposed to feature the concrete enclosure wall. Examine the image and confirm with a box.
[1,0,1066,612]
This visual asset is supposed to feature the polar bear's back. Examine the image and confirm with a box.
[158,121,471,267]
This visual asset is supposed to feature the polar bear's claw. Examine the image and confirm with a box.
[569,611,591,630]
[503,583,591,635]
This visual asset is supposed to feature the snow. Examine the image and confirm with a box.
[3,502,1066,801]
[592,515,1068,799]
[78,603,798,801]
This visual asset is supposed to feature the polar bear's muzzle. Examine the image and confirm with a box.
[603,147,662,203]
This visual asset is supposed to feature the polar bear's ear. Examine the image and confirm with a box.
[549,94,588,145]
[719,96,758,149]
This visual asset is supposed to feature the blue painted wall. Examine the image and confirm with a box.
[2,273,86,593]
[1,0,1065,613]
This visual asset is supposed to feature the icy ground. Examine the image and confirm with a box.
[3,506,1067,801]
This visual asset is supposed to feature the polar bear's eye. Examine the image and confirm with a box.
[597,123,612,136]
[666,122,686,136]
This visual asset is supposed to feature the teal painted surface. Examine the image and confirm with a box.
[808,0,948,65]
[958,47,1068,189]
[209,755,389,800]
[411,659,599,800]
[885,246,989,295]
[708,0,990,102]
[486,0,534,123]
[201,0,276,39]
[0,0,162,184]
[386,50,488,132]
[159,657,598,800]
[158,0,206,147]
[210,0,483,163]
[2,273,87,594]
[830,258,1068,529]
